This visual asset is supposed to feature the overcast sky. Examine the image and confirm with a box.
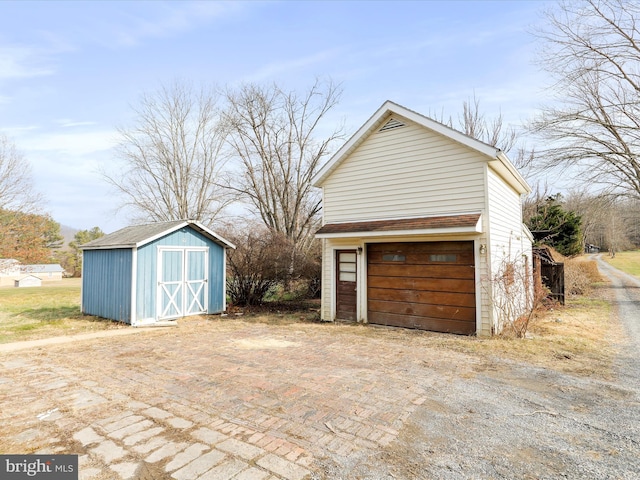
[0,0,553,233]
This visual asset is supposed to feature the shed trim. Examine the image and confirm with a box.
[80,220,236,250]
[131,246,138,326]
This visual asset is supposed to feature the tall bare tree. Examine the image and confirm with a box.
[105,81,232,226]
[0,134,43,213]
[531,0,640,197]
[432,96,534,172]
[223,79,344,250]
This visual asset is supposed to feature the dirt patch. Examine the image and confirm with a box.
[233,338,299,349]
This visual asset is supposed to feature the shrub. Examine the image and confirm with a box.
[223,223,322,306]
[490,253,552,338]
[565,258,602,297]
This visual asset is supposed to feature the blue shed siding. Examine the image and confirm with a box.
[82,249,133,323]
[135,227,226,321]
[207,241,225,313]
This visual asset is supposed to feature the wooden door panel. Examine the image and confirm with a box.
[336,250,357,321]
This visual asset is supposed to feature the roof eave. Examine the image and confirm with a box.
[491,152,532,195]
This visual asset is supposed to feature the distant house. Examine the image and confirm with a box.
[0,260,64,286]
[21,264,65,281]
[0,259,22,286]
[15,275,42,288]
[80,220,235,325]
[313,101,533,336]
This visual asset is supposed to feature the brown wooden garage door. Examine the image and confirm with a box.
[367,241,476,334]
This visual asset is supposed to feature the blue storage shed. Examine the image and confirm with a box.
[80,220,235,325]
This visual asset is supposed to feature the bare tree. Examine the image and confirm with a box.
[431,95,534,172]
[531,0,640,198]
[0,134,43,212]
[223,79,345,250]
[105,81,232,226]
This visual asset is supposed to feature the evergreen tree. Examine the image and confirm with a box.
[69,227,105,276]
[527,195,583,256]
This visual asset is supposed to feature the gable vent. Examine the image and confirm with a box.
[379,118,406,132]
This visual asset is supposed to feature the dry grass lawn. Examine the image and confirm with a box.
[0,266,622,379]
[0,278,125,344]
[602,250,640,278]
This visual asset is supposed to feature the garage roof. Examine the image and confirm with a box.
[316,213,482,238]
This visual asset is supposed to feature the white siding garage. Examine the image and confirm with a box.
[313,101,532,336]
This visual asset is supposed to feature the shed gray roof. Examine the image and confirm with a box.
[80,220,235,250]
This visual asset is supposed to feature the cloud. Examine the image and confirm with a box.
[245,49,341,82]
[55,119,99,128]
[0,45,55,80]
[23,130,116,156]
[104,1,251,48]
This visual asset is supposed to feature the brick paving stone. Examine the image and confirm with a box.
[132,436,166,454]
[91,440,127,463]
[295,455,315,468]
[0,316,475,480]
[285,447,305,462]
[264,437,285,452]
[378,432,396,446]
[143,406,173,419]
[123,426,165,446]
[209,418,225,428]
[110,419,154,439]
[73,427,103,446]
[110,461,140,480]
[164,443,209,472]
[256,454,310,480]
[129,400,151,410]
[296,455,315,467]
[275,444,292,457]
[79,467,102,480]
[145,441,188,463]
[101,414,144,434]
[191,426,228,445]
[171,450,226,480]
[216,437,264,460]
[247,432,266,444]
[71,389,108,410]
[198,458,247,480]
[95,411,134,427]
[233,467,270,480]
[166,416,193,429]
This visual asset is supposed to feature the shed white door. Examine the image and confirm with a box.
[158,248,208,320]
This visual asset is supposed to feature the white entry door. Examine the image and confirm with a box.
[158,248,208,320]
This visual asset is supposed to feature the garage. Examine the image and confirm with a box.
[367,241,476,334]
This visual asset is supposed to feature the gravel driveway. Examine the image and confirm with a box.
[1,257,639,480]
[318,256,640,479]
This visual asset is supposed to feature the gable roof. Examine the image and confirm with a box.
[312,100,531,195]
[80,220,235,250]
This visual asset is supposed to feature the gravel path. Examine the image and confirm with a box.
[317,257,640,479]
[595,255,640,390]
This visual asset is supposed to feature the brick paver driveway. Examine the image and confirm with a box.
[0,318,452,480]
